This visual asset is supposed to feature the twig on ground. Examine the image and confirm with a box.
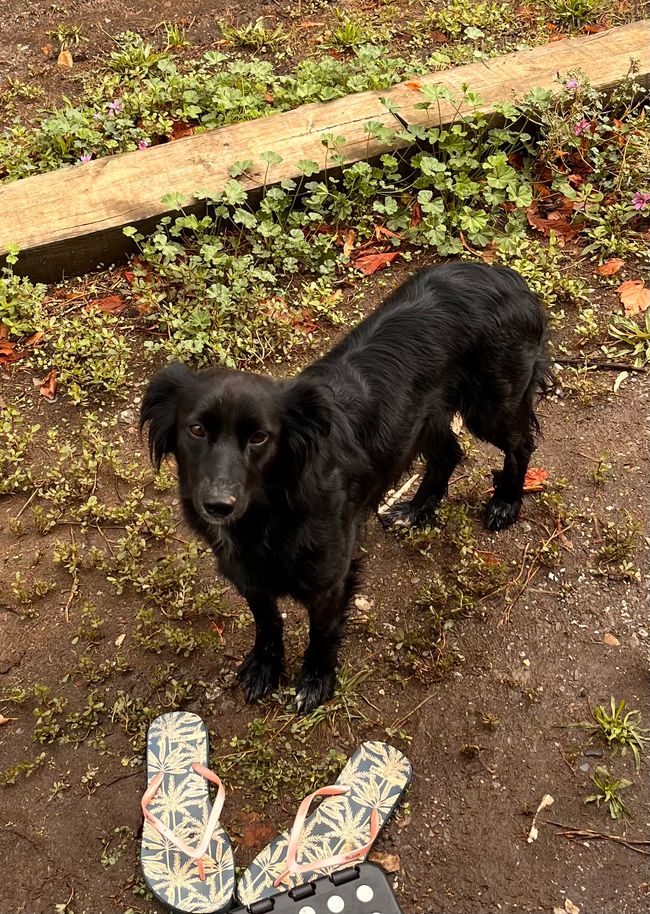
[545,819,650,855]
[554,357,645,373]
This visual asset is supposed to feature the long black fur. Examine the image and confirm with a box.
[141,262,550,711]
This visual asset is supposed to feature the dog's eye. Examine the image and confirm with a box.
[249,431,268,446]
[189,424,206,438]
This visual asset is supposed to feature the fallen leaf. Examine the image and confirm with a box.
[618,279,650,316]
[410,201,422,228]
[354,595,373,612]
[25,331,45,347]
[342,229,356,259]
[41,44,53,56]
[170,121,194,141]
[114,633,126,648]
[404,80,422,91]
[526,205,579,239]
[374,225,401,241]
[236,811,274,849]
[527,793,554,843]
[353,251,399,275]
[88,294,126,315]
[603,633,620,646]
[0,322,8,340]
[369,851,401,873]
[57,49,73,68]
[597,258,624,277]
[565,900,581,914]
[0,340,25,364]
[0,715,18,725]
[613,370,629,393]
[523,467,550,492]
[39,369,58,401]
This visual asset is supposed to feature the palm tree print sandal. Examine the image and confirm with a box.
[140,711,236,914]
[237,740,411,905]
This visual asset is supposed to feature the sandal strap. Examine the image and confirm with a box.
[142,762,225,880]
[273,784,380,888]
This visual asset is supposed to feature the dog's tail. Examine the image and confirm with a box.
[528,338,555,438]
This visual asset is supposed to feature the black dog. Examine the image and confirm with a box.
[141,262,549,712]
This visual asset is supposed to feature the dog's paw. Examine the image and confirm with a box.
[295,670,336,714]
[380,499,415,528]
[237,649,282,703]
[381,498,437,529]
[484,496,522,532]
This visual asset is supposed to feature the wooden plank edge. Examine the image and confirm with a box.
[1,20,648,283]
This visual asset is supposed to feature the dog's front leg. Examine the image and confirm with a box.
[295,584,348,713]
[237,592,284,702]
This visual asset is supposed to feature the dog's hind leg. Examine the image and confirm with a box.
[383,423,463,528]
[295,560,360,713]
[484,402,537,532]
[237,592,285,702]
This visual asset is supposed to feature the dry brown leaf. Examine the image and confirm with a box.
[0,340,25,364]
[404,80,422,91]
[236,811,274,849]
[342,229,356,259]
[526,205,579,239]
[88,294,127,315]
[603,633,620,646]
[352,251,399,275]
[618,279,650,317]
[523,467,550,492]
[170,121,194,141]
[57,49,73,68]
[369,851,401,873]
[597,258,624,277]
[374,225,401,241]
[39,369,58,401]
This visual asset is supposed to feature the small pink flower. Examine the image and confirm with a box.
[137,140,150,151]
[574,118,591,136]
[79,154,92,163]
[107,99,122,116]
[632,191,650,211]
[565,78,579,90]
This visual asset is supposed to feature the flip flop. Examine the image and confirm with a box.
[140,711,236,914]
[237,740,411,905]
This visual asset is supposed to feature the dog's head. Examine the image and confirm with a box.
[140,363,330,526]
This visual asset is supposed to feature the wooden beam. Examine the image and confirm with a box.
[1,20,648,283]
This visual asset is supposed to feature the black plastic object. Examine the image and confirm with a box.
[232,864,402,914]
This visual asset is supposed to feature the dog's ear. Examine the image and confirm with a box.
[281,380,331,464]
[140,362,193,468]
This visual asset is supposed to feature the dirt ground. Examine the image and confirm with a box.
[1,257,648,914]
[1,3,650,914]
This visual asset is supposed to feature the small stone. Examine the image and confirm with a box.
[119,408,136,424]
[630,632,640,649]
[219,698,235,712]
[521,521,532,533]
[579,762,590,773]
[638,628,648,638]
[584,748,603,758]
[602,632,620,646]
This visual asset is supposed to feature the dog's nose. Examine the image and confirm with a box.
[204,495,237,518]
